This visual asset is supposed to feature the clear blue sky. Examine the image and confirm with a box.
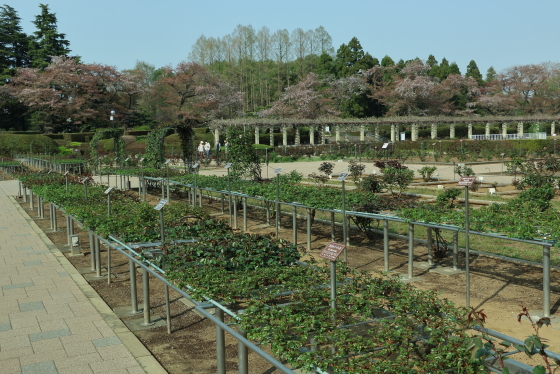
[15,0,560,76]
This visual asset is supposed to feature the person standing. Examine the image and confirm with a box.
[197,141,204,158]
[204,141,211,158]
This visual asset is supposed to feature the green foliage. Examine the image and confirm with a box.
[437,188,461,208]
[226,126,261,180]
[455,164,475,177]
[348,159,365,182]
[0,134,58,156]
[89,128,124,163]
[418,166,437,182]
[144,127,169,167]
[57,146,72,156]
[381,167,414,196]
[516,185,555,212]
[28,4,71,69]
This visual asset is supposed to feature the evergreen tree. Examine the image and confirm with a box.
[28,4,71,69]
[313,52,335,77]
[485,66,497,83]
[465,60,483,86]
[436,58,450,80]
[0,5,30,80]
[334,37,374,77]
[380,55,394,67]
[448,62,461,76]
[426,54,439,77]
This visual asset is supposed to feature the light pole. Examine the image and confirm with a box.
[460,139,463,152]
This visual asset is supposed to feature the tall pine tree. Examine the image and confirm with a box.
[485,66,497,83]
[466,60,483,86]
[334,37,374,77]
[0,5,30,81]
[28,4,71,69]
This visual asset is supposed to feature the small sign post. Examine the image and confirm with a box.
[82,177,89,199]
[274,168,282,238]
[457,176,475,309]
[338,173,349,255]
[192,163,200,207]
[104,187,114,215]
[154,199,168,243]
[64,171,69,193]
[319,242,346,321]
[225,163,232,225]
[139,158,145,200]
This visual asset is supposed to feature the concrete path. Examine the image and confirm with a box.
[0,180,166,374]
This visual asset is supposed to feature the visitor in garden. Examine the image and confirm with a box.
[215,140,221,154]
[197,141,204,159]
[204,141,211,158]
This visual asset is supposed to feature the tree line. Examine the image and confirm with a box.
[1,6,559,134]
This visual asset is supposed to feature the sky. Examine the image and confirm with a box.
[14,0,560,76]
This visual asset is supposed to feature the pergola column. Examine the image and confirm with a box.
[254,127,260,145]
[449,124,455,139]
[551,122,556,136]
[282,126,288,146]
[502,123,507,138]
[320,126,326,144]
[375,124,380,141]
[309,126,315,145]
[412,123,419,141]
[390,124,396,142]
[295,127,301,145]
[214,129,220,144]
[360,125,365,142]
[468,123,473,139]
[431,123,437,140]
[269,127,275,146]
[335,125,341,142]
[518,122,524,138]
[485,123,490,139]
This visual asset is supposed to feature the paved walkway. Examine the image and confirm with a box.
[0,180,166,374]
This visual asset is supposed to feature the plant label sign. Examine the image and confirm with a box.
[224,163,232,169]
[192,163,199,169]
[382,143,389,149]
[139,158,145,163]
[338,173,349,181]
[457,176,476,186]
[82,177,89,183]
[64,171,69,176]
[274,167,282,174]
[164,159,171,165]
[104,187,114,195]
[154,199,168,211]
[319,242,346,261]
[124,158,130,162]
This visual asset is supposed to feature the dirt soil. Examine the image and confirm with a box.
[19,185,560,373]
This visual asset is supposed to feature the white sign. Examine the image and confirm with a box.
[338,173,349,181]
[124,158,130,162]
[400,132,406,141]
[64,171,69,176]
[82,177,89,183]
[489,188,496,195]
[192,163,199,168]
[154,199,168,211]
[224,163,232,169]
[164,159,171,165]
[104,187,114,195]
[382,143,389,149]
[139,158,145,163]
[274,167,282,174]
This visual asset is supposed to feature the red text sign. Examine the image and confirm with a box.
[457,176,476,186]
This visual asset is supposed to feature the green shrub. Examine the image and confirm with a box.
[0,134,58,156]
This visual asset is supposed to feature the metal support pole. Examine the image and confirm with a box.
[330,211,335,241]
[465,186,471,309]
[233,195,238,230]
[408,223,414,279]
[383,220,389,272]
[265,200,270,225]
[66,216,73,245]
[427,227,433,266]
[23,187,26,202]
[237,325,248,374]
[164,284,171,334]
[453,231,459,270]
[307,208,312,252]
[30,189,34,209]
[141,268,153,326]
[342,180,348,252]
[159,209,165,243]
[243,197,247,232]
[52,204,57,231]
[89,231,96,271]
[129,258,139,313]
[543,245,551,318]
[95,235,101,278]
[221,193,225,214]
[275,174,280,237]
[215,308,226,374]
[292,206,297,245]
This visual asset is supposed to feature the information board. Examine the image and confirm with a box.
[319,242,346,261]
